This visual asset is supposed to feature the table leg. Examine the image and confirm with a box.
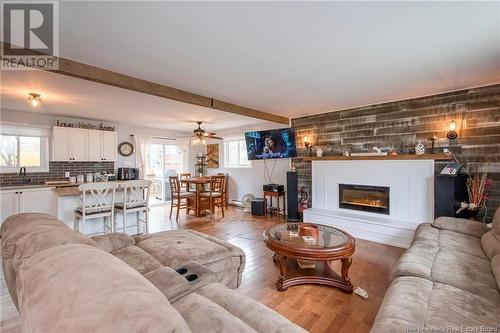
[274,253,288,291]
[195,184,202,217]
[341,256,352,284]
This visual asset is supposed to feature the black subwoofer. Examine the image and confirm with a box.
[251,198,266,216]
[286,171,300,221]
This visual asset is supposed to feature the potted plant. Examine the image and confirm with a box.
[456,170,493,220]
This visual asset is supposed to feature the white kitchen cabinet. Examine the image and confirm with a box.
[87,130,102,161]
[0,190,18,223]
[70,128,88,161]
[52,127,116,162]
[52,126,70,161]
[0,188,56,223]
[100,131,117,161]
[87,129,117,162]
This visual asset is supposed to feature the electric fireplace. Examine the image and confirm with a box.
[339,184,390,215]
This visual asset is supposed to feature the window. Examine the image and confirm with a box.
[224,139,251,168]
[0,124,49,173]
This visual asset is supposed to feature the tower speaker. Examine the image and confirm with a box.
[286,171,300,221]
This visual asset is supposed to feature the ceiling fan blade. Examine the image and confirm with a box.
[206,135,223,140]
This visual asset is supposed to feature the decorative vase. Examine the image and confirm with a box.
[316,148,323,157]
[415,140,425,155]
[468,209,479,220]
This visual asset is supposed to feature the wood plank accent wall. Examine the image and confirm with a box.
[291,84,500,222]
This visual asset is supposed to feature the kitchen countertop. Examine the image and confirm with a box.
[52,181,126,197]
[1,180,126,194]
[0,183,56,190]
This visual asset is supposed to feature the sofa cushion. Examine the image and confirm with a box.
[491,207,500,239]
[134,230,245,284]
[433,216,489,239]
[174,292,258,333]
[173,283,307,333]
[1,213,97,260]
[1,213,98,307]
[91,233,135,252]
[481,231,500,260]
[17,244,191,333]
[371,276,433,332]
[438,229,487,259]
[371,276,500,333]
[111,245,162,275]
[426,282,500,328]
[492,255,500,291]
[195,283,307,333]
[430,249,499,300]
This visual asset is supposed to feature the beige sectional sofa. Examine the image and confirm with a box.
[371,208,500,332]
[1,213,306,333]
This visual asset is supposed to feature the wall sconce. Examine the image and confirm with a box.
[304,135,313,156]
[28,92,41,108]
[446,120,458,140]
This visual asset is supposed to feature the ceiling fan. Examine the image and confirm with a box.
[189,121,222,144]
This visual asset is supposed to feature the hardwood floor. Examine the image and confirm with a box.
[0,205,404,333]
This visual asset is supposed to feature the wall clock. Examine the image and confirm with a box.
[118,142,134,157]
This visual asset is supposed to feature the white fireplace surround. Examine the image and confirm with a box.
[303,160,435,248]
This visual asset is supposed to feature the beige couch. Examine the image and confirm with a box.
[1,213,306,333]
[371,208,500,332]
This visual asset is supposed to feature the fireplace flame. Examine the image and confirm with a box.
[342,198,386,208]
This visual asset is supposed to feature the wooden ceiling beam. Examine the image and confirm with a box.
[1,42,290,125]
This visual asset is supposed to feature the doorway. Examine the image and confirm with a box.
[145,141,184,205]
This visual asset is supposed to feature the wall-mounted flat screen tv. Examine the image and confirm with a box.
[244,128,297,160]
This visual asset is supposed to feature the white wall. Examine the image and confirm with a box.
[190,122,291,202]
[0,109,186,169]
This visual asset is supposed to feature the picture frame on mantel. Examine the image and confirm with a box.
[206,143,220,168]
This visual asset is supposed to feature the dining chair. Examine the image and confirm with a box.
[218,173,229,209]
[179,172,192,192]
[74,182,119,236]
[199,175,226,218]
[115,180,151,235]
[169,176,196,221]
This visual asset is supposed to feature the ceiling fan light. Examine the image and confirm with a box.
[28,93,41,108]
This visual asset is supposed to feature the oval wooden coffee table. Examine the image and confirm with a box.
[263,222,355,293]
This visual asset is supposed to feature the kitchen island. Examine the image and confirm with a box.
[1,181,136,235]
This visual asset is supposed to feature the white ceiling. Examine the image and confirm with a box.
[0,70,273,133]
[53,1,500,117]
[2,1,499,127]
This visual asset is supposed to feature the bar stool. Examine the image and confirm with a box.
[115,180,151,235]
[74,182,119,236]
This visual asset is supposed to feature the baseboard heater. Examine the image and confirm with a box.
[229,199,243,207]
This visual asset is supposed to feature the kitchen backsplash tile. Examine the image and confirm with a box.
[0,162,114,186]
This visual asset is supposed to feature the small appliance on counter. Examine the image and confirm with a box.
[117,167,139,180]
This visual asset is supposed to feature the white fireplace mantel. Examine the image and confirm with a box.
[303,159,435,248]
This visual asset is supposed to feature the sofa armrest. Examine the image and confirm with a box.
[433,216,489,238]
[145,262,218,303]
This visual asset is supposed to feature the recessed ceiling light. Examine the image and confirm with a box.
[28,92,42,107]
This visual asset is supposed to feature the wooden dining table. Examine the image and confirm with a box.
[180,176,212,217]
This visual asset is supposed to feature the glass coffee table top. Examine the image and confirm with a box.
[264,223,349,249]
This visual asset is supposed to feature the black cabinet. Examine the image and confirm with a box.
[434,174,469,218]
